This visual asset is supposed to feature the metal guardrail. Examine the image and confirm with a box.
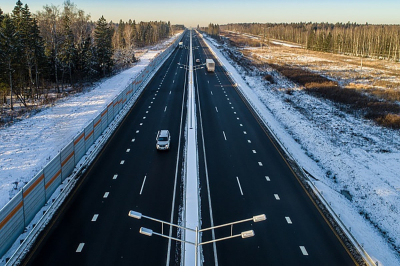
[198,31,376,266]
[0,32,184,264]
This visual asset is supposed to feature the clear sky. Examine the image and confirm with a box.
[1,0,400,27]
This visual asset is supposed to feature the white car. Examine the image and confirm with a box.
[156,130,171,150]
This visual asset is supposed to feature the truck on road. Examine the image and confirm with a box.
[206,59,215,72]
[179,42,183,48]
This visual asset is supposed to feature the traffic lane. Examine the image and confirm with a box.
[196,38,356,265]
[195,67,261,265]
[213,66,356,265]
[23,36,189,266]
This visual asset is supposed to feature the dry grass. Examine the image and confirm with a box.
[376,114,400,129]
[265,64,400,129]
[222,30,400,129]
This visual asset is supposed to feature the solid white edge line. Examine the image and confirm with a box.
[166,35,188,266]
[236,176,244,195]
[139,175,147,195]
[195,31,219,266]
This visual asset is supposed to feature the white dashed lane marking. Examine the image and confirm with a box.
[248,140,251,143]
[113,174,118,179]
[126,149,130,152]
[103,192,109,198]
[265,176,270,181]
[236,177,243,195]
[222,131,227,141]
[136,130,139,133]
[76,243,85,253]
[252,150,256,153]
[140,175,147,195]
[215,107,218,112]
[120,160,125,165]
[285,217,292,224]
[91,214,99,222]
[300,246,308,256]
[131,139,135,142]
[258,162,263,166]
[274,194,280,200]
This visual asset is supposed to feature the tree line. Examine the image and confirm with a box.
[0,0,175,111]
[198,23,220,39]
[222,22,400,61]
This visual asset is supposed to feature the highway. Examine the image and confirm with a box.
[20,30,358,266]
[22,31,190,266]
[192,32,357,265]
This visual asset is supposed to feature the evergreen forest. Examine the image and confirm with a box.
[222,22,400,60]
[0,0,175,116]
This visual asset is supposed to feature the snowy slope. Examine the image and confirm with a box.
[0,34,181,210]
[202,34,400,266]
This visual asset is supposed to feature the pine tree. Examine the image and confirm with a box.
[30,18,46,98]
[59,13,76,86]
[0,14,19,110]
[94,16,113,77]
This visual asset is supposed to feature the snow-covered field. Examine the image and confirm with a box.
[203,34,400,265]
[1,28,399,265]
[0,33,181,211]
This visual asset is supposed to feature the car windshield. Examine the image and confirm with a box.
[158,137,168,141]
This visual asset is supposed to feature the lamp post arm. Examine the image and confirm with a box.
[142,214,196,232]
[199,233,242,246]
[199,217,253,232]
[152,231,196,246]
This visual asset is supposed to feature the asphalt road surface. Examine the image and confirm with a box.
[21,30,358,266]
[22,31,190,266]
[192,32,357,266]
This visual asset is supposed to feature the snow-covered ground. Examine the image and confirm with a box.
[0,33,181,211]
[1,28,399,265]
[202,34,400,265]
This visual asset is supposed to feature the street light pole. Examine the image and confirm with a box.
[128,211,266,266]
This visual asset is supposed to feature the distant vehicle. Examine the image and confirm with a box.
[156,130,171,150]
[195,59,200,63]
[179,42,183,48]
[206,59,215,72]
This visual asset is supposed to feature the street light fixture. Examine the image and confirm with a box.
[128,210,266,266]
